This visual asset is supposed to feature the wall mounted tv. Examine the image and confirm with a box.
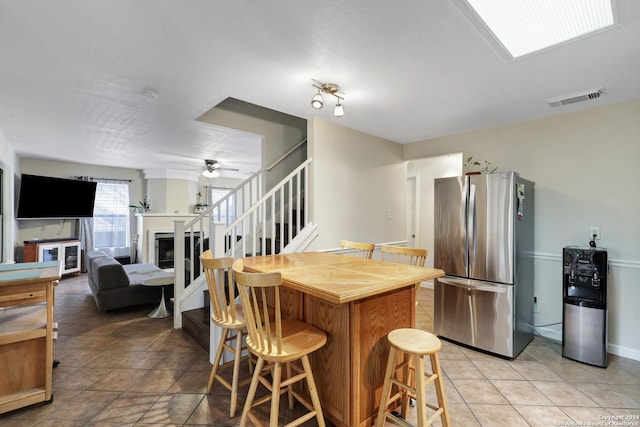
[17,174,97,219]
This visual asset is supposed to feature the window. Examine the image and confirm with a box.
[455,0,616,59]
[210,186,235,224]
[93,180,130,250]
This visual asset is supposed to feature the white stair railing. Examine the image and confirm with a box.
[223,158,310,259]
[172,157,312,329]
[171,169,262,328]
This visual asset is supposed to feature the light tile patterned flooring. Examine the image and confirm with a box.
[1,274,639,426]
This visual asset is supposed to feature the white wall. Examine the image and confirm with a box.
[0,129,19,262]
[403,99,640,360]
[306,118,407,250]
[197,98,307,189]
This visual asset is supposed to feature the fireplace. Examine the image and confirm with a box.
[154,232,205,270]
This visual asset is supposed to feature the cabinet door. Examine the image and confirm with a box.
[38,243,60,263]
[61,241,81,274]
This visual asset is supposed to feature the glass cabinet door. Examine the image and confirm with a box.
[38,244,60,263]
[62,242,81,274]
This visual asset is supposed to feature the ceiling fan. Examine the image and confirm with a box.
[201,159,239,178]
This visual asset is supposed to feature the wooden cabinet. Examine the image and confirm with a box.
[24,239,81,275]
[0,262,59,414]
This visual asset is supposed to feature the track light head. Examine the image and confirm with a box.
[311,90,323,109]
[333,101,344,117]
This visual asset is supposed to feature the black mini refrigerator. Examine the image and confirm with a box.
[562,246,608,367]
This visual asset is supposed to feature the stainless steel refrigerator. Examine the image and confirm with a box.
[433,172,534,358]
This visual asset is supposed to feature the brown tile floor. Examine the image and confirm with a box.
[2,275,639,426]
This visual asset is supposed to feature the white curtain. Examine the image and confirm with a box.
[78,178,131,265]
[80,217,94,272]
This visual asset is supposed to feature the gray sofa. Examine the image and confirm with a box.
[86,250,172,312]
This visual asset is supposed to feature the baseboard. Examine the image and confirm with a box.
[419,280,434,289]
[534,324,640,362]
[608,343,640,362]
[534,324,562,342]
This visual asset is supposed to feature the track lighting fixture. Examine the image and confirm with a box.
[310,82,345,117]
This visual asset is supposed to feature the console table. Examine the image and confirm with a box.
[0,262,60,414]
[23,238,81,275]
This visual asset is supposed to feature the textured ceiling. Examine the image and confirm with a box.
[1,1,639,176]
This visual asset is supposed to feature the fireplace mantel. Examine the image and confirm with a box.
[135,213,207,264]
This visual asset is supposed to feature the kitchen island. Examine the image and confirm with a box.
[0,262,60,414]
[242,252,444,427]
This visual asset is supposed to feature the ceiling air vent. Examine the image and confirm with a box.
[546,88,604,108]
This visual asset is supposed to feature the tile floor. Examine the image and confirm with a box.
[1,274,639,426]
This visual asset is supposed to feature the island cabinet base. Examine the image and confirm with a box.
[0,263,59,415]
[241,253,444,427]
[284,285,416,427]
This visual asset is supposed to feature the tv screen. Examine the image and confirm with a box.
[17,174,97,219]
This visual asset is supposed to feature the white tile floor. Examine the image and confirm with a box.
[1,274,639,426]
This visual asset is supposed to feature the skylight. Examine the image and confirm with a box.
[462,0,616,59]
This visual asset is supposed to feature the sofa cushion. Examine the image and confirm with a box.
[87,250,111,277]
[123,263,172,285]
[92,256,131,291]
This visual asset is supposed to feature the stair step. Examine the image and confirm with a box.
[182,307,209,352]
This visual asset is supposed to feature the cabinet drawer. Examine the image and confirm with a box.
[0,283,47,307]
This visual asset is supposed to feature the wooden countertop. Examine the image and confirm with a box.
[242,252,445,304]
[0,262,61,286]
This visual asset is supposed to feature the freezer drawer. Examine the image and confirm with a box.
[562,303,607,367]
[434,277,514,358]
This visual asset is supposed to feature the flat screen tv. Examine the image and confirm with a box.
[17,174,98,219]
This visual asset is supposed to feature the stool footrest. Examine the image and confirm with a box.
[384,412,414,427]
[376,329,450,427]
[427,408,444,426]
[391,378,416,395]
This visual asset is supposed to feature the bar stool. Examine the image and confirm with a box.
[339,239,375,259]
[380,245,428,267]
[376,328,450,427]
[201,252,252,418]
[232,259,328,427]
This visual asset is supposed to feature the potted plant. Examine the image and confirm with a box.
[194,191,208,213]
[464,156,497,175]
[129,196,150,214]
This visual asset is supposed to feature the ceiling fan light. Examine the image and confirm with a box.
[333,102,344,117]
[311,92,324,109]
[202,169,219,178]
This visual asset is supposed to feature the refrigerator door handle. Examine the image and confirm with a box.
[461,180,468,272]
[468,183,477,264]
[438,277,508,293]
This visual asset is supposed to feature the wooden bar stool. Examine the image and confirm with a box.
[201,251,252,417]
[339,239,375,259]
[380,245,428,267]
[232,259,328,427]
[376,328,450,427]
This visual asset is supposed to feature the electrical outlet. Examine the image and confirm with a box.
[534,296,540,313]
[590,226,601,240]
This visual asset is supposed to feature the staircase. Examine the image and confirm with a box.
[174,156,317,351]
[182,291,210,351]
